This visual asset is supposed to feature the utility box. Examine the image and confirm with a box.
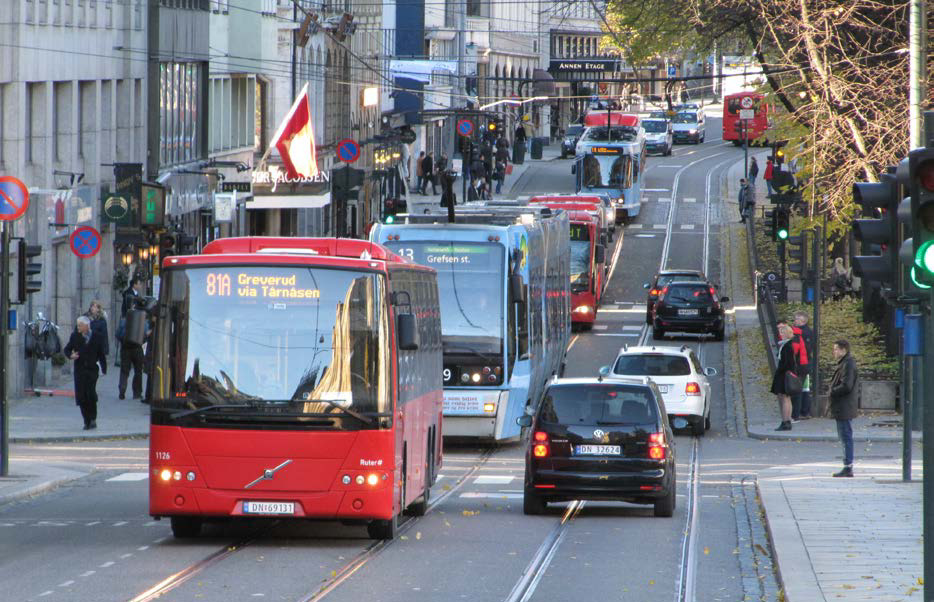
[859,380,897,411]
[530,138,543,160]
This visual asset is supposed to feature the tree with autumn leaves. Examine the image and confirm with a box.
[602,0,933,237]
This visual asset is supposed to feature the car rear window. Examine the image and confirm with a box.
[613,354,691,376]
[665,284,712,302]
[567,126,583,136]
[656,274,704,288]
[540,384,659,426]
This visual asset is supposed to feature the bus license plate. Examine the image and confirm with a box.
[242,501,295,515]
[575,445,621,456]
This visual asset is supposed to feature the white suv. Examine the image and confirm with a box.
[600,345,716,436]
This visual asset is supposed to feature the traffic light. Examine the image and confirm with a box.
[764,209,776,240]
[775,148,785,166]
[851,172,899,286]
[897,148,934,282]
[16,240,42,304]
[384,198,398,223]
[787,233,807,276]
[159,232,177,260]
[177,233,197,255]
[775,207,790,241]
[488,121,498,133]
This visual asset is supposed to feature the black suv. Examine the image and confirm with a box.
[517,377,676,517]
[652,280,729,341]
[643,270,708,324]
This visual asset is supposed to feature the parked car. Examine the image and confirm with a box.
[561,125,585,158]
[518,377,676,517]
[606,345,716,436]
[651,280,729,341]
[643,269,709,324]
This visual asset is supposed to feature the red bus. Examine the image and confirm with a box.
[528,200,607,329]
[147,237,443,540]
[723,92,770,145]
[529,194,614,243]
[583,112,640,128]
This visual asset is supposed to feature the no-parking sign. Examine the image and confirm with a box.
[70,226,102,259]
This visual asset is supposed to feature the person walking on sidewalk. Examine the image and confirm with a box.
[64,315,107,430]
[829,339,859,477]
[84,300,109,364]
[738,179,753,223]
[764,157,774,195]
[119,277,145,400]
[793,311,815,419]
[422,152,437,195]
[748,157,759,183]
[771,323,797,431]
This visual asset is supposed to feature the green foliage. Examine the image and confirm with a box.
[777,299,898,382]
[113,266,129,292]
[601,0,708,66]
[753,218,781,274]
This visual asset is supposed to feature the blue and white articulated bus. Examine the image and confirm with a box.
[574,112,646,222]
[371,207,571,440]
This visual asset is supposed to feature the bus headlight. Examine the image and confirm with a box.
[471,373,481,383]
[160,469,172,482]
[483,402,496,413]
[574,305,593,314]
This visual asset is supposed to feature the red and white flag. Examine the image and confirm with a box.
[269,83,319,179]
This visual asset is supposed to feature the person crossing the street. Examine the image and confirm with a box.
[64,315,107,430]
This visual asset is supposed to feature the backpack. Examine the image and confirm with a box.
[116,317,126,342]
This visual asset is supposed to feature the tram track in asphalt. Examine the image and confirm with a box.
[125,446,497,602]
[502,147,735,602]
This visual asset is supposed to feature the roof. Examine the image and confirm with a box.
[614,345,696,357]
[658,269,706,276]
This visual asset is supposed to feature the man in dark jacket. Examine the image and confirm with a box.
[829,339,859,477]
[120,277,146,399]
[421,153,436,195]
[64,315,107,430]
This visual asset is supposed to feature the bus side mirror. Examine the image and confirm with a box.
[397,313,419,350]
[123,309,148,347]
[511,274,527,304]
[516,414,533,427]
[594,245,606,264]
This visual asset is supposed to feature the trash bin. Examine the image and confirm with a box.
[513,140,526,164]
[530,138,543,160]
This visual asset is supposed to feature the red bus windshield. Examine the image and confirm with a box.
[153,266,390,425]
[569,223,592,292]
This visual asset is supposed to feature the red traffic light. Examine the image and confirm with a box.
[918,159,934,192]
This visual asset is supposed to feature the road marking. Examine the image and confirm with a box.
[99,561,115,568]
[653,224,667,229]
[635,234,656,238]
[460,492,524,499]
[592,324,608,330]
[604,227,626,286]
[79,571,95,578]
[643,188,670,192]
[655,165,683,168]
[682,197,696,203]
[38,591,53,597]
[107,472,149,482]
[143,521,159,527]
[627,224,642,229]
[59,581,75,587]
[594,333,640,337]
[567,334,580,352]
[621,325,643,330]
[121,553,134,559]
[113,521,128,527]
[657,197,671,203]
[681,224,696,230]
[137,546,149,551]
[86,521,101,526]
[474,475,514,485]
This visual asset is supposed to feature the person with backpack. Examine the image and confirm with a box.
[119,277,145,400]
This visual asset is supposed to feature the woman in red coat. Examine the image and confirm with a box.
[764,157,774,195]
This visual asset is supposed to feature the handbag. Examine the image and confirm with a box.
[784,371,803,395]
[505,164,514,175]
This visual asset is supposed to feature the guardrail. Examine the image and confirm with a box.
[745,218,779,374]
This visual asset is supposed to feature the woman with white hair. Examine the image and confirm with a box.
[770,323,798,431]
[63,315,107,430]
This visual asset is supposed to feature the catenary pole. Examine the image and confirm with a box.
[909,0,926,149]
[924,111,933,602]
[0,221,9,477]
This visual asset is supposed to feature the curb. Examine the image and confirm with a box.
[746,427,918,443]
[0,468,92,507]
[11,432,150,444]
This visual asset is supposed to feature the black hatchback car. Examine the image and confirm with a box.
[517,377,676,517]
[643,269,708,324]
[652,280,729,341]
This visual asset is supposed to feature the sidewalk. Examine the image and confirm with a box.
[721,157,924,601]
[406,143,563,213]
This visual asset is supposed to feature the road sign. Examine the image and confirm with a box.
[457,119,474,137]
[667,65,676,77]
[0,177,29,222]
[69,226,102,259]
[337,138,361,163]
[103,195,129,221]
[739,109,755,120]
[740,95,754,109]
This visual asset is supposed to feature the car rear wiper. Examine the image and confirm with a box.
[596,420,640,425]
[171,404,255,420]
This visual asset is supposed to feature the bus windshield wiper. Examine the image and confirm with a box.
[443,345,495,363]
[171,404,254,420]
[304,398,374,425]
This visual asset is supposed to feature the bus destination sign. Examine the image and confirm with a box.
[205,272,321,299]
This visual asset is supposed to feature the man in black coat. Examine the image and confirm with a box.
[120,277,146,399]
[64,315,107,430]
[829,339,859,477]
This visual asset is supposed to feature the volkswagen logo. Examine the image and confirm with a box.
[593,429,605,440]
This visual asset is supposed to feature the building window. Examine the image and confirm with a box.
[25,83,34,164]
[160,62,204,166]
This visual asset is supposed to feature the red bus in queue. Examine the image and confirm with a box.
[529,193,614,244]
[723,92,771,145]
[528,199,607,329]
[147,237,443,540]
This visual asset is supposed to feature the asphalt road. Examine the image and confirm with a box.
[3,122,909,602]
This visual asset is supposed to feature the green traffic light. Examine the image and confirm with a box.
[915,240,934,273]
[385,215,395,224]
[910,266,932,290]
[777,229,789,240]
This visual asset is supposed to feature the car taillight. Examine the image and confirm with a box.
[658,286,668,300]
[648,432,666,460]
[533,431,549,457]
[685,382,701,395]
[649,289,660,296]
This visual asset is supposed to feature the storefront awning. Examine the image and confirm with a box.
[246,193,331,210]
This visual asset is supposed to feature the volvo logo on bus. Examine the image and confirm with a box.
[244,459,293,489]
